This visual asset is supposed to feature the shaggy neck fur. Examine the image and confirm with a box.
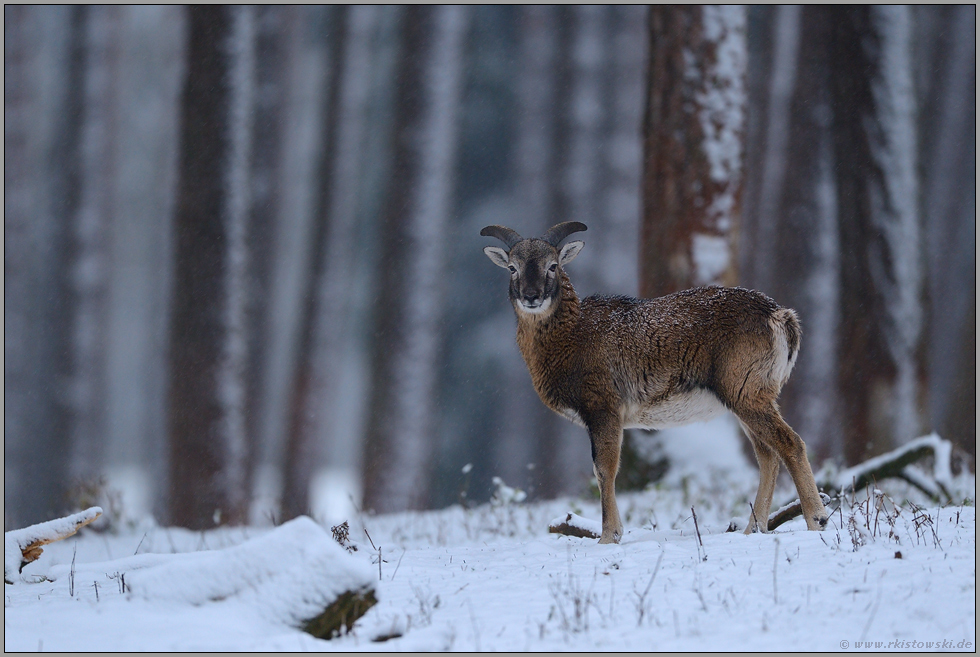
[514,272,581,410]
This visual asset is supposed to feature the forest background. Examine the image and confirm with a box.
[4,5,975,531]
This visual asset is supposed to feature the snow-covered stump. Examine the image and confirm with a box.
[4,506,102,583]
[121,517,377,639]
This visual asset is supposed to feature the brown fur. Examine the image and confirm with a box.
[484,224,828,543]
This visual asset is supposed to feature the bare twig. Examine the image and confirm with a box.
[69,544,77,597]
[691,507,707,561]
[391,549,406,581]
[363,528,377,551]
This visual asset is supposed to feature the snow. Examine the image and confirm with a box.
[5,430,975,651]
[691,232,733,286]
[696,5,747,232]
[835,433,956,495]
[4,507,103,583]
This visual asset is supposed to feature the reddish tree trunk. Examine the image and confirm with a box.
[641,6,746,298]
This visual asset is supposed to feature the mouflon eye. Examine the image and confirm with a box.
[508,265,518,274]
[548,263,558,273]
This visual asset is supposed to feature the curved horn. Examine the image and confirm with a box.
[480,225,524,250]
[541,221,588,247]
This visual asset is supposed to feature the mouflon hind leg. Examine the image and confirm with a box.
[735,403,828,531]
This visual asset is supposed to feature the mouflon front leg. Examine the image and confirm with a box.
[587,413,624,544]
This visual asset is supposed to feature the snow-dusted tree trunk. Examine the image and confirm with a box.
[641,6,747,298]
[831,6,924,465]
[830,6,925,465]
[741,5,801,291]
[252,6,333,520]
[914,5,976,460]
[598,5,646,296]
[740,6,842,461]
[168,5,256,528]
[562,5,607,295]
[66,5,120,487]
[282,5,383,519]
[498,5,567,500]
[242,6,293,505]
[362,6,469,513]
[770,7,842,463]
[4,6,75,528]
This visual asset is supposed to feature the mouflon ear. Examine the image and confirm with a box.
[558,240,584,266]
[483,245,511,269]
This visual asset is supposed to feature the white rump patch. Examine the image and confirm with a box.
[768,315,798,386]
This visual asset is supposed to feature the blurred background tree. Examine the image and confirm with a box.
[4,5,975,530]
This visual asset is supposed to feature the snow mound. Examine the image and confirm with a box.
[122,517,376,630]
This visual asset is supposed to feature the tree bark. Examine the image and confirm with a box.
[280,6,345,521]
[830,6,925,465]
[4,6,77,528]
[504,5,565,501]
[282,6,383,520]
[67,5,120,489]
[168,5,255,528]
[242,6,294,519]
[914,5,976,461]
[641,6,747,298]
[361,6,469,513]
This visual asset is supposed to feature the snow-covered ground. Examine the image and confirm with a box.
[4,421,976,652]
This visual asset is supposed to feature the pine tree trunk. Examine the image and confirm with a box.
[280,6,345,521]
[281,6,382,520]
[741,6,843,462]
[915,5,976,461]
[599,5,646,296]
[4,6,76,528]
[361,6,468,513]
[769,7,842,463]
[641,6,747,298]
[830,6,924,465]
[168,5,255,528]
[498,5,563,499]
[242,6,294,517]
[67,5,120,489]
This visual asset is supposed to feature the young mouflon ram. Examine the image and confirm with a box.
[481,221,829,544]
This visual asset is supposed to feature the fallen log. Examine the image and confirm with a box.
[4,507,102,584]
[831,433,956,502]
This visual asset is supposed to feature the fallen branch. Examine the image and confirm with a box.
[5,507,102,583]
[548,512,601,540]
[726,493,833,533]
[831,433,956,503]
